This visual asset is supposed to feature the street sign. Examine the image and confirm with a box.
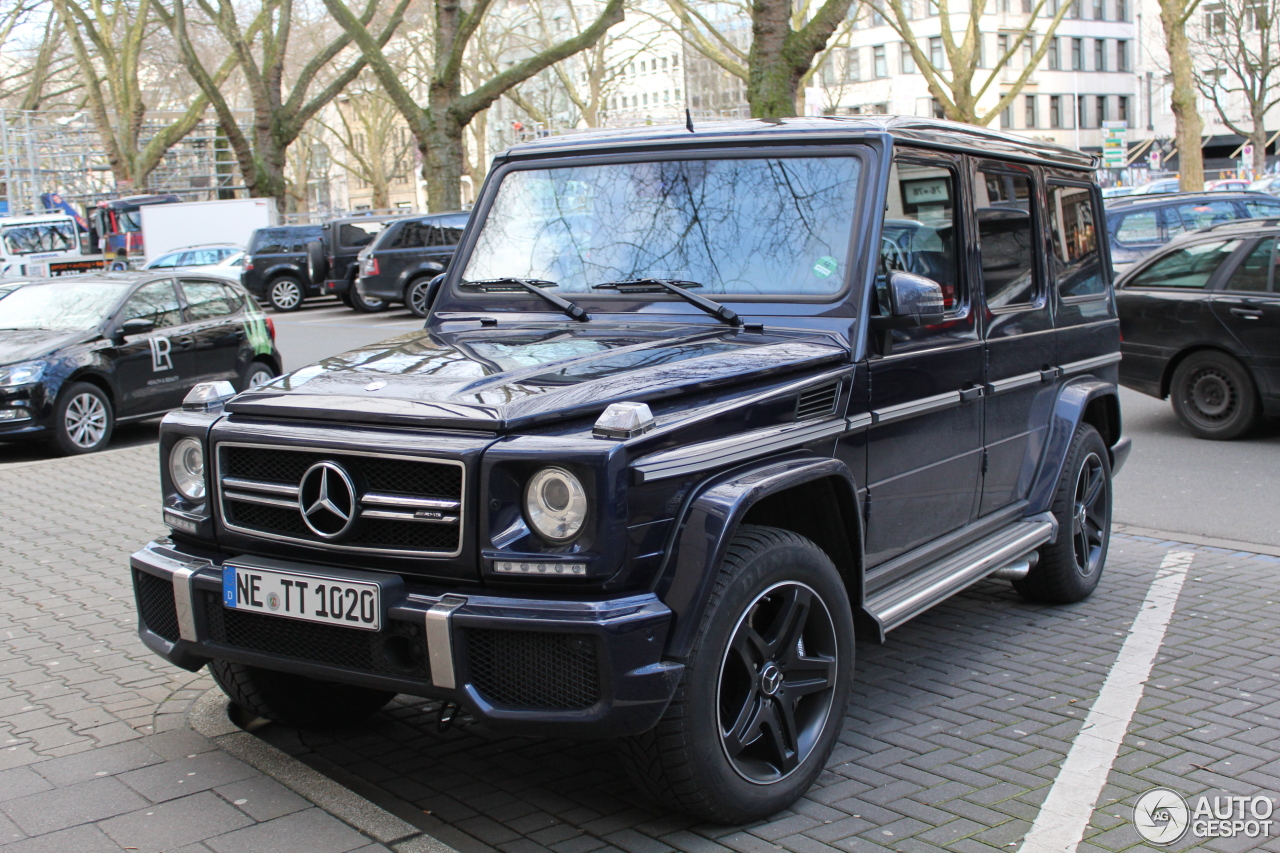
[1101,122,1128,168]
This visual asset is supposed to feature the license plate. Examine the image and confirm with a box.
[222,564,381,631]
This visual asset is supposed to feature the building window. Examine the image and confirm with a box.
[930,37,944,68]
[1001,105,1013,129]
[1072,38,1083,70]
[1025,94,1037,128]
[845,48,861,81]
[1023,35,1036,67]
[1096,94,1108,125]
[932,98,945,118]
[1093,0,1105,18]
[1048,37,1060,69]
[1118,95,1129,124]
[1050,95,1062,128]
[1205,3,1226,34]
[1095,39,1106,72]
[1022,0,1032,11]
[1069,0,1081,17]
[640,60,646,74]
[874,45,888,77]
[998,33,1010,63]
[1117,40,1130,72]
[1000,0,1010,11]
[902,43,916,73]
[1115,0,1127,19]
[822,61,837,87]
[672,54,679,68]
[1078,94,1088,128]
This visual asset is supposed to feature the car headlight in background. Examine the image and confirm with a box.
[169,437,206,501]
[0,361,46,387]
[524,467,587,542]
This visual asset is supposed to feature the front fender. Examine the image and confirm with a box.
[1026,378,1122,518]
[654,453,861,661]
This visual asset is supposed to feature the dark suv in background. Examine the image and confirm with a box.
[241,224,326,311]
[1106,191,1280,273]
[353,211,469,316]
[313,214,411,311]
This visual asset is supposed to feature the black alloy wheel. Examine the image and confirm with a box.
[406,277,434,318]
[1170,351,1260,440]
[718,581,839,783]
[1069,451,1108,579]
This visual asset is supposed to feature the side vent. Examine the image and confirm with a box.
[796,381,839,420]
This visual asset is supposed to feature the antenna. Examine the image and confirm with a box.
[685,108,695,133]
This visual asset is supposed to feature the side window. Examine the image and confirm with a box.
[180,280,234,321]
[1126,239,1241,289]
[252,229,291,254]
[121,281,183,329]
[438,224,465,246]
[219,283,246,312]
[975,168,1039,310]
[879,157,960,314]
[392,221,430,249]
[1225,238,1275,293]
[1168,200,1238,236]
[1048,184,1105,298]
[1243,199,1280,218]
[150,253,179,269]
[1114,210,1159,244]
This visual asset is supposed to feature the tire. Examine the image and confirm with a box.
[1169,351,1260,440]
[350,286,389,313]
[48,381,114,456]
[339,289,355,308]
[405,276,435,318]
[267,276,305,312]
[618,525,853,823]
[239,360,276,392]
[1014,424,1112,604]
[305,240,327,284]
[209,659,395,728]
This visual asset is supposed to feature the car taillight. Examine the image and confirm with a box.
[367,258,379,276]
[265,317,275,341]
[243,259,254,271]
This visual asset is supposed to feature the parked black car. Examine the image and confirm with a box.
[131,117,1128,823]
[353,211,470,316]
[0,272,280,454]
[241,224,325,311]
[1116,219,1280,439]
[1106,191,1280,272]
[313,214,412,312]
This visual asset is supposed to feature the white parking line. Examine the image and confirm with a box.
[1017,549,1196,853]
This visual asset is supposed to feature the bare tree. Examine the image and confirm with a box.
[160,0,409,211]
[321,82,415,209]
[1156,0,1205,189]
[1193,0,1279,177]
[663,0,856,117]
[321,0,625,211]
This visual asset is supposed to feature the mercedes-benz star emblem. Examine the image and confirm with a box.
[298,461,358,539]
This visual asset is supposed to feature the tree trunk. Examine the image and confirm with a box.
[1160,0,1203,190]
[747,0,800,118]
[1251,121,1268,178]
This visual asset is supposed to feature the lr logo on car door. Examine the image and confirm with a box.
[149,336,173,372]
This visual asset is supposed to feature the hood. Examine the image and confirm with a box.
[0,329,93,366]
[227,322,848,431]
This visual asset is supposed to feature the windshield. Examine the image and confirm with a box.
[0,281,131,330]
[461,155,863,297]
[2,222,78,256]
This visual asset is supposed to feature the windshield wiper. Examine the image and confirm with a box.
[591,279,740,327]
[460,278,589,322]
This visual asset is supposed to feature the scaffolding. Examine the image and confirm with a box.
[0,108,250,217]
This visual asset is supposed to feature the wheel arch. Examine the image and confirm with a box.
[1027,379,1121,518]
[401,263,445,300]
[656,453,864,661]
[63,369,115,408]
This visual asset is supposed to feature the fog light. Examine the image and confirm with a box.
[494,560,587,577]
[0,408,31,421]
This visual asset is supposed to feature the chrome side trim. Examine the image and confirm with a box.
[426,595,467,689]
[223,477,299,497]
[871,390,961,425]
[362,509,460,524]
[986,371,1042,395]
[1060,353,1122,375]
[845,413,873,432]
[170,565,200,642]
[223,490,297,509]
[632,418,848,483]
[361,493,460,511]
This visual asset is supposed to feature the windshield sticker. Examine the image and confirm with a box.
[812,256,838,278]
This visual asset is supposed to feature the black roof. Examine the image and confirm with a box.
[1106,190,1278,209]
[500,116,1098,171]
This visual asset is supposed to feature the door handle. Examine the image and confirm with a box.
[1040,366,1061,383]
[959,385,984,402]
[1229,307,1263,319]
[173,336,195,350]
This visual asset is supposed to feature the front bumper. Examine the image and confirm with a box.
[131,540,681,737]
[0,383,52,440]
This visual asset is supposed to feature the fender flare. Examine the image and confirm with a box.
[400,263,446,301]
[654,453,863,661]
[1026,378,1122,517]
[262,263,305,285]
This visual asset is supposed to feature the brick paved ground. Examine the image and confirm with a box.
[0,447,403,852]
[2,446,1279,852]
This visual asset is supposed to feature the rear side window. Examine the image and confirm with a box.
[251,227,321,254]
[1166,200,1238,237]
[337,221,384,249]
[975,169,1039,310]
[1048,184,1105,298]
[1114,210,1159,244]
[1225,238,1276,292]
[1126,239,1241,289]
[1243,198,1280,218]
[390,220,431,249]
[181,279,234,320]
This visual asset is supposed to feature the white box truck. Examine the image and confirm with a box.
[140,198,277,263]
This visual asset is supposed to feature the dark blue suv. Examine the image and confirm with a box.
[1106,191,1280,272]
[130,118,1128,823]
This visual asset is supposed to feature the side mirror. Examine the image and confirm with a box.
[872,271,947,330]
[423,273,447,314]
[117,317,154,339]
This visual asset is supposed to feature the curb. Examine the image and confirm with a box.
[1112,523,1280,558]
[189,689,459,853]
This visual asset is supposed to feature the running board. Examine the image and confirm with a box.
[864,515,1056,638]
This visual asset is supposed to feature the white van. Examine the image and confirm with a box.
[0,213,100,277]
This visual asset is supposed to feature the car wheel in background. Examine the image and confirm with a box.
[239,360,276,391]
[406,277,435,317]
[49,381,115,456]
[267,276,305,312]
[1170,351,1260,440]
[350,287,389,313]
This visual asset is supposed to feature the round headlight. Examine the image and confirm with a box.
[169,437,206,501]
[524,467,588,543]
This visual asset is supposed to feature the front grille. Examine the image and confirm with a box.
[465,629,601,710]
[134,570,180,642]
[203,592,430,679]
[218,444,464,556]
